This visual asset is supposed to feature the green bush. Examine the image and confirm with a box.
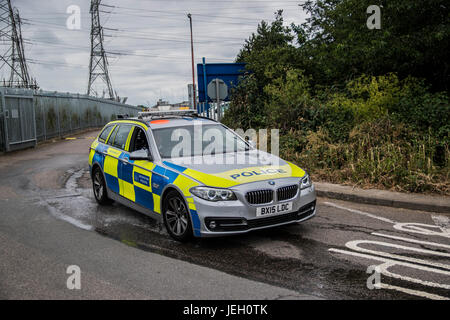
[289,118,449,194]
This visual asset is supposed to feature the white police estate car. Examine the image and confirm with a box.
[89,110,316,242]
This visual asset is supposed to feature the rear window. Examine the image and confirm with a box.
[98,125,114,143]
[111,125,132,150]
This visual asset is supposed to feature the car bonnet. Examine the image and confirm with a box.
[162,150,306,188]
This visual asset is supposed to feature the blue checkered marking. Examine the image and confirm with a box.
[93,143,109,169]
[163,161,187,173]
[151,174,165,196]
[118,153,134,184]
[104,173,119,194]
[165,169,179,184]
[92,152,104,169]
[151,165,167,196]
[134,186,154,210]
[190,209,201,237]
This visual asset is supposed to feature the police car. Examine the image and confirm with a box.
[89,110,316,242]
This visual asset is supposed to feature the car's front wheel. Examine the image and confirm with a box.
[163,190,193,242]
[92,167,111,205]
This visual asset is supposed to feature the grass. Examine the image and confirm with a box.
[281,119,449,195]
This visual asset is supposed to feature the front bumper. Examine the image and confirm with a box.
[191,178,316,237]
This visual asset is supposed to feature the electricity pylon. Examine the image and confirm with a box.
[0,0,36,88]
[87,0,115,100]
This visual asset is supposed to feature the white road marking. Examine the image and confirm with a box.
[323,201,396,224]
[372,232,450,250]
[379,283,449,300]
[378,262,450,290]
[324,201,450,238]
[329,248,450,297]
[345,240,450,270]
[325,200,450,299]
[328,248,450,276]
[393,223,450,238]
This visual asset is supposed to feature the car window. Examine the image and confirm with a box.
[98,125,114,143]
[111,124,132,150]
[106,125,119,145]
[129,126,150,153]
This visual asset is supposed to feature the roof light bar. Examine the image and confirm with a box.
[138,109,198,119]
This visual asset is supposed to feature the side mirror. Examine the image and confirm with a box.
[129,149,152,161]
[246,139,256,149]
[244,136,256,148]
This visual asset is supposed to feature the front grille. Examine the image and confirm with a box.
[247,201,316,229]
[277,184,298,201]
[246,189,273,204]
[205,201,317,232]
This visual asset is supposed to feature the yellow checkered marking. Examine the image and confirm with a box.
[188,202,196,210]
[89,140,99,166]
[153,194,161,214]
[120,179,135,202]
[107,147,122,158]
[183,163,305,187]
[173,174,200,197]
[89,149,95,166]
[104,154,119,178]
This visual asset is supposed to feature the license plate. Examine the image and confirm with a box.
[256,202,293,217]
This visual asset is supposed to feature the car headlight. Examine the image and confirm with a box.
[300,174,312,190]
[190,186,237,201]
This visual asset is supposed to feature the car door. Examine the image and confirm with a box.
[103,123,133,195]
[124,125,160,213]
[117,125,140,203]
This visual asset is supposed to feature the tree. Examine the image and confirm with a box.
[296,0,450,91]
[224,11,297,129]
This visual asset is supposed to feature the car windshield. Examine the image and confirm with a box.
[152,124,250,159]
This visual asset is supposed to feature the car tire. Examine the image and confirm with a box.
[92,167,111,205]
[163,190,193,242]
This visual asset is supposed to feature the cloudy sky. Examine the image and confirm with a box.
[9,0,308,106]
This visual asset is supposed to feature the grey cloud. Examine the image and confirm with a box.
[12,0,308,105]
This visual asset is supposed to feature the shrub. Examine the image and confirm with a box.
[291,118,449,194]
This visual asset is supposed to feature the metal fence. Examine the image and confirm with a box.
[0,87,142,152]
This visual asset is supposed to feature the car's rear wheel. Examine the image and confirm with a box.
[163,190,193,242]
[92,167,111,205]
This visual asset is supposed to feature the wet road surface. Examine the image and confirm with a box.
[0,131,449,299]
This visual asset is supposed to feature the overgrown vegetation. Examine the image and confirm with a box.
[223,1,449,194]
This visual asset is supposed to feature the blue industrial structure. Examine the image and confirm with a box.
[197,58,246,115]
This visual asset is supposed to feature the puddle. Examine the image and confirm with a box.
[40,169,96,231]
[40,168,163,235]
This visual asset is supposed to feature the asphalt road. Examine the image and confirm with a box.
[0,130,449,300]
